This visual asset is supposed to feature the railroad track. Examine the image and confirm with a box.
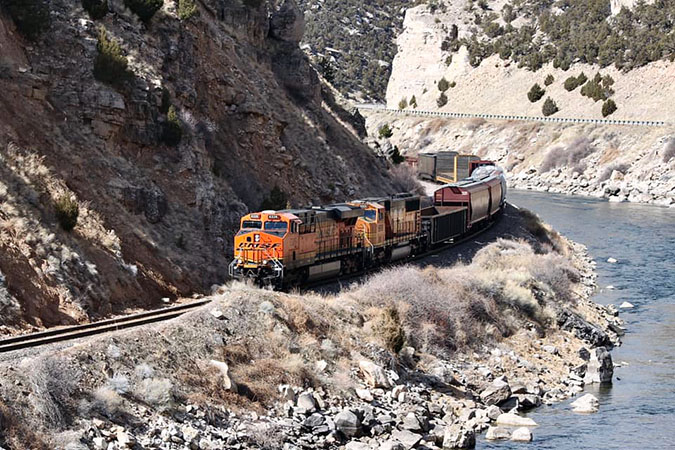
[0,299,211,354]
[356,104,670,127]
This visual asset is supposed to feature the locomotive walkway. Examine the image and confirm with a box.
[356,104,670,127]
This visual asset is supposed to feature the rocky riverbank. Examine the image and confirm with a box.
[0,212,625,450]
[364,112,675,208]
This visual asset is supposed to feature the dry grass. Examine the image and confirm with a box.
[372,306,406,353]
[519,208,567,254]
[465,117,486,131]
[347,237,578,357]
[0,402,50,450]
[540,137,595,173]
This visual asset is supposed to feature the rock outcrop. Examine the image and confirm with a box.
[0,0,400,328]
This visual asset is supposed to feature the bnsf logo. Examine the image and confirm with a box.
[237,243,280,249]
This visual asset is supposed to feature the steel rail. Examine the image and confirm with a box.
[0,299,211,353]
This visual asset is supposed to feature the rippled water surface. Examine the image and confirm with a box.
[479,190,675,449]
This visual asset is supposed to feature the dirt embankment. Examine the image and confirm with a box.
[366,112,675,207]
[0,210,625,449]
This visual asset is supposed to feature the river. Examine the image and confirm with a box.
[479,190,675,449]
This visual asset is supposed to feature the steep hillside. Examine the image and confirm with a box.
[0,0,401,330]
[298,0,411,102]
[387,0,674,121]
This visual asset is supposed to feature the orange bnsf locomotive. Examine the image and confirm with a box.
[229,166,506,288]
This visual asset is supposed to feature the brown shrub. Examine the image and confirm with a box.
[0,402,50,450]
[372,306,406,353]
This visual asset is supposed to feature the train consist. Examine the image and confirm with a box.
[418,151,494,184]
[229,164,506,288]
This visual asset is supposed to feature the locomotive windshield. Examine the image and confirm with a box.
[364,210,377,221]
[264,221,288,236]
[242,220,262,229]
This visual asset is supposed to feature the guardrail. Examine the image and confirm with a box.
[355,105,670,127]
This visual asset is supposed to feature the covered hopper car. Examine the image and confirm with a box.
[230,166,506,288]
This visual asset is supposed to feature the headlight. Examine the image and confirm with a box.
[262,259,268,265]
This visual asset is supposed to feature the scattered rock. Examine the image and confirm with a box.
[442,424,476,449]
[297,392,318,412]
[495,413,537,427]
[583,347,613,384]
[391,429,422,449]
[485,405,503,421]
[335,409,362,437]
[511,427,533,442]
[619,301,634,309]
[480,383,511,406]
[485,426,511,440]
[607,257,618,264]
[571,393,599,413]
[359,360,392,389]
[356,388,374,402]
[380,440,406,450]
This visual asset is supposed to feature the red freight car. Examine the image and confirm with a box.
[433,167,506,228]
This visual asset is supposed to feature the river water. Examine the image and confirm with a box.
[479,190,675,449]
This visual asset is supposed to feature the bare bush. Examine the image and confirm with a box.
[349,237,578,356]
[91,387,124,418]
[389,164,425,195]
[372,306,406,353]
[540,137,594,173]
[137,378,174,410]
[663,138,675,162]
[465,118,486,131]
[0,401,50,449]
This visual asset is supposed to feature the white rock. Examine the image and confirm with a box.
[359,360,392,388]
[356,388,374,402]
[607,257,618,263]
[583,347,613,384]
[209,360,237,392]
[495,413,537,427]
[511,427,533,442]
[93,437,106,450]
[619,301,634,309]
[296,392,318,412]
[485,426,511,440]
[571,393,599,413]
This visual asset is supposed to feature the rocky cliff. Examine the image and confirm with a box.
[0,0,400,330]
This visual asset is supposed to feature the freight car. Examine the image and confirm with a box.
[229,166,506,288]
[418,152,481,184]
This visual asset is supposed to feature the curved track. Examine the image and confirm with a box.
[0,299,210,354]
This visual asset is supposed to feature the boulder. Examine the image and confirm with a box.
[515,394,542,409]
[335,409,362,437]
[607,257,618,263]
[511,427,533,442]
[480,383,511,406]
[345,442,371,450]
[380,440,406,450]
[359,360,392,389]
[402,412,422,432]
[297,392,318,412]
[442,424,475,449]
[209,360,237,393]
[578,347,591,361]
[485,426,511,440]
[495,413,537,427]
[557,310,612,348]
[485,405,503,421]
[571,393,599,413]
[391,429,422,449]
[356,388,374,402]
[583,347,613,384]
[619,301,634,309]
